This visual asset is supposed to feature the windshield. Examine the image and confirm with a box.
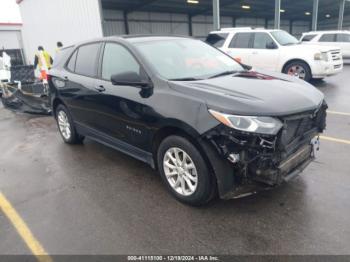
[133,38,244,80]
[270,31,299,46]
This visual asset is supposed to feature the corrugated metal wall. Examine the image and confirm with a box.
[319,15,350,30]
[102,8,311,39]
[192,15,232,39]
[19,0,103,64]
[102,9,233,39]
[102,9,190,36]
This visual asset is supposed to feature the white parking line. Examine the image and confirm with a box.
[320,135,350,145]
[327,110,350,116]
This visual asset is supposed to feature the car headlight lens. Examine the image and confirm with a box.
[314,52,329,61]
[209,109,283,135]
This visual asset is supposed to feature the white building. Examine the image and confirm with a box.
[17,0,103,64]
[0,22,25,65]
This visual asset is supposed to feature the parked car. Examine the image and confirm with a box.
[301,30,350,58]
[206,28,343,82]
[49,36,327,205]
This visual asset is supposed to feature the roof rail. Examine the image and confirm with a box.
[220,27,265,31]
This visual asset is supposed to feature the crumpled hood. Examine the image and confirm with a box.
[168,70,325,116]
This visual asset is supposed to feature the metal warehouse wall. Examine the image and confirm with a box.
[318,15,350,30]
[102,9,190,36]
[102,9,310,39]
[102,9,233,39]
[19,0,103,64]
[192,15,232,38]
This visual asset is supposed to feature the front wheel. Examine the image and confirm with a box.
[157,136,215,206]
[55,104,84,144]
[283,61,312,82]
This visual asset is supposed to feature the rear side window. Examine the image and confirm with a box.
[319,34,336,42]
[67,50,77,72]
[252,33,276,49]
[206,33,228,47]
[229,33,252,48]
[336,33,350,42]
[74,43,101,77]
[101,43,140,81]
[53,46,73,67]
[301,34,317,42]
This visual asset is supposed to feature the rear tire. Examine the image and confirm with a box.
[55,104,84,144]
[157,135,215,206]
[283,61,312,82]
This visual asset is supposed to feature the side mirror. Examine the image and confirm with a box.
[266,42,278,49]
[241,63,252,71]
[111,72,150,88]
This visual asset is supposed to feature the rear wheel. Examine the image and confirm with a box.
[283,61,311,82]
[55,104,84,144]
[157,135,215,206]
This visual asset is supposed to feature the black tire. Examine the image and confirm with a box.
[55,104,84,144]
[283,61,312,82]
[157,135,215,206]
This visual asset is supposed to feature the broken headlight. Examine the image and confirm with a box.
[209,109,283,135]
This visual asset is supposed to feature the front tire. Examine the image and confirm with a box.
[283,61,312,82]
[157,135,215,206]
[55,104,84,144]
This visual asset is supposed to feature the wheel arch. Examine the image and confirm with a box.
[281,58,312,76]
[151,123,203,169]
[151,122,234,198]
[52,98,66,118]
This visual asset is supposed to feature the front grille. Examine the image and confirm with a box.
[330,50,341,61]
[334,64,342,69]
[280,116,315,146]
[278,103,327,154]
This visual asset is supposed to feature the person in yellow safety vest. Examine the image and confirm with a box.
[34,46,53,70]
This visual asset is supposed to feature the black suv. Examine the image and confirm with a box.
[49,36,327,205]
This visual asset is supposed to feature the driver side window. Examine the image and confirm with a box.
[101,43,141,81]
[253,33,276,49]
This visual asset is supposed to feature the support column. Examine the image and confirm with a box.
[338,0,346,30]
[213,0,220,30]
[312,0,319,31]
[274,0,281,29]
[123,11,129,35]
[97,0,105,37]
[188,14,193,36]
[265,18,269,29]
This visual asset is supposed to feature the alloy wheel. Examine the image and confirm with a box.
[287,65,306,79]
[57,110,71,140]
[163,147,198,196]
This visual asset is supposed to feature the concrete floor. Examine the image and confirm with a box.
[0,67,350,256]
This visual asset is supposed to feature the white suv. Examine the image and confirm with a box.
[206,28,343,82]
[301,30,350,58]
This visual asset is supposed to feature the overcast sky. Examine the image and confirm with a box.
[0,0,22,23]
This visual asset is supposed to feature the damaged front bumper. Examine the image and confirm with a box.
[202,103,327,200]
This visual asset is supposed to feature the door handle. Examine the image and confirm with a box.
[94,85,106,92]
[252,51,258,55]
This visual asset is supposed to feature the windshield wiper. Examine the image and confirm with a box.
[169,77,202,81]
[208,70,242,79]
